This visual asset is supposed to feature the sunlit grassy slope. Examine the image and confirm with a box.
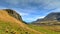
[29,24,60,34]
[0,10,42,34]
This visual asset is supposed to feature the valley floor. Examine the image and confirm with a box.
[28,24,60,34]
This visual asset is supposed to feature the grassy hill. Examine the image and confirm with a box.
[1,9,60,34]
[0,10,42,34]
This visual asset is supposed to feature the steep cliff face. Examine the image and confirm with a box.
[32,12,60,25]
[3,9,22,22]
[44,12,60,21]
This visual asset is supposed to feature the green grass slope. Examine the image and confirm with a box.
[0,10,42,34]
[29,25,60,34]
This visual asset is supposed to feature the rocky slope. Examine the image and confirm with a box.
[3,9,22,22]
[32,12,60,25]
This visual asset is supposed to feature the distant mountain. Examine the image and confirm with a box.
[32,12,60,25]
[44,12,60,21]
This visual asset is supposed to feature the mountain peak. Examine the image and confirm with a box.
[32,12,60,25]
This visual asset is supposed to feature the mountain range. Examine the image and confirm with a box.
[32,12,60,25]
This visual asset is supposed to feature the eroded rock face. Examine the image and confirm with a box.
[32,12,60,25]
[3,9,22,22]
[44,12,60,21]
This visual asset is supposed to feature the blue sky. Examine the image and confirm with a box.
[0,0,60,22]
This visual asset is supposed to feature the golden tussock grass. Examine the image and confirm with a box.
[0,10,42,34]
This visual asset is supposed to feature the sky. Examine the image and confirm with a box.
[0,0,60,22]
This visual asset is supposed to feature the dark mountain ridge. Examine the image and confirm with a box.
[32,12,60,25]
[3,9,26,23]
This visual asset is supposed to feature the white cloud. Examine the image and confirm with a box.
[35,0,60,10]
[6,0,20,5]
[20,12,29,16]
[38,16,45,19]
[0,6,7,9]
[4,0,60,11]
[34,16,45,20]
[22,16,45,22]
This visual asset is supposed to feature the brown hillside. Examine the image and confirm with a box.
[0,9,42,34]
